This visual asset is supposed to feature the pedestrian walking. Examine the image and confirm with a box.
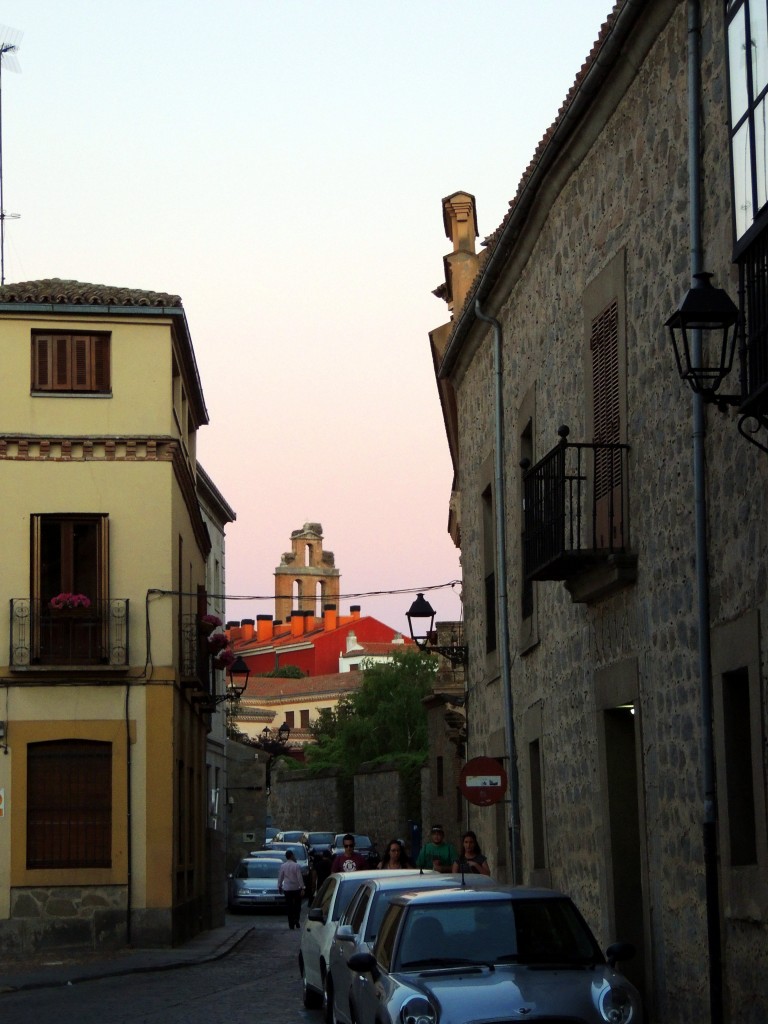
[277,849,305,929]
[331,834,368,872]
[415,824,458,873]
[452,830,491,875]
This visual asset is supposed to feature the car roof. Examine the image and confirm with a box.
[240,856,283,864]
[390,884,569,908]
[354,872,496,893]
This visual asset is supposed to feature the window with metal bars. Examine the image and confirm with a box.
[26,740,112,868]
[31,332,110,393]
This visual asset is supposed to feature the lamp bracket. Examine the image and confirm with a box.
[415,641,468,667]
[738,411,768,455]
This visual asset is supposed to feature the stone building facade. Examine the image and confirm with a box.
[428,2,768,1022]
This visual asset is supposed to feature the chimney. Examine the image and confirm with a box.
[257,614,273,642]
[291,610,305,637]
[346,630,361,653]
[324,604,338,631]
[303,610,315,632]
[351,604,361,620]
[228,621,242,642]
[240,618,255,642]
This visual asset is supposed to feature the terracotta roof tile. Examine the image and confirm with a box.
[0,278,182,307]
[242,671,363,701]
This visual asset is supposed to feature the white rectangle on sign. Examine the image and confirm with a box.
[466,775,502,788]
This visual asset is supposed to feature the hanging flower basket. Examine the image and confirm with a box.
[214,648,236,670]
[207,631,230,654]
[49,592,91,610]
[199,613,223,636]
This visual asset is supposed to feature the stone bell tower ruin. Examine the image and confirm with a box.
[274,522,341,623]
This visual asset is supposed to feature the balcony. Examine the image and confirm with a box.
[10,599,129,669]
[522,428,637,603]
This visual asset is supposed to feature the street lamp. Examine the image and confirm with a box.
[227,655,250,701]
[665,271,739,403]
[405,594,467,667]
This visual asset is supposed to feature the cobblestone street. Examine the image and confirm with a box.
[0,913,317,1024]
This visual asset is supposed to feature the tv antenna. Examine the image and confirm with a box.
[0,25,21,286]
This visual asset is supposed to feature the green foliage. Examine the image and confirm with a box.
[304,649,436,778]
[263,665,305,678]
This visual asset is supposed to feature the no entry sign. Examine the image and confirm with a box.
[459,756,507,806]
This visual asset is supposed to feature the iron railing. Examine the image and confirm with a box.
[522,428,630,582]
[10,599,129,667]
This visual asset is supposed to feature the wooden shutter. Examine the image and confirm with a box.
[31,332,110,392]
[591,301,622,547]
[52,335,71,390]
[93,335,110,391]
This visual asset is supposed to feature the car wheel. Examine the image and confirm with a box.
[323,976,334,1024]
[300,958,322,1009]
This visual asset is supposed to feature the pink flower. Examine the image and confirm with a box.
[207,632,230,653]
[49,592,91,610]
[201,613,223,628]
[215,648,236,670]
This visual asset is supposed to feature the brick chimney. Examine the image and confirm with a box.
[350,605,361,620]
[240,618,255,642]
[324,604,338,631]
[291,611,305,637]
[257,614,273,642]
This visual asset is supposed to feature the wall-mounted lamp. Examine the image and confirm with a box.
[405,593,467,667]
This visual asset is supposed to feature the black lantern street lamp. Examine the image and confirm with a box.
[665,272,739,401]
[406,593,467,667]
[227,654,250,701]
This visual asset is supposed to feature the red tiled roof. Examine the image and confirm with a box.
[241,671,363,701]
[0,278,182,307]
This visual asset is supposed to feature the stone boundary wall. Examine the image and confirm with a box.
[1,885,127,955]
[353,762,412,860]
[270,766,347,831]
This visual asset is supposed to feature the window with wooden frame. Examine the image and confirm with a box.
[31,331,110,393]
[26,739,112,868]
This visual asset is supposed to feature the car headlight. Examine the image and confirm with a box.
[400,996,437,1024]
[598,983,638,1024]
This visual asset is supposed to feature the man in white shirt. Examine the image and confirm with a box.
[278,849,305,929]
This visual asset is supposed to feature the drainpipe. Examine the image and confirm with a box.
[474,299,522,884]
[687,2,723,1021]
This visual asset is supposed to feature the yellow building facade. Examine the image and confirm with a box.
[0,279,216,952]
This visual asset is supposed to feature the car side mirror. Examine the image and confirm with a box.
[347,951,377,977]
[606,942,636,967]
[336,924,356,942]
[308,907,325,923]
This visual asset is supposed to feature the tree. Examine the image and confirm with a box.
[304,649,436,776]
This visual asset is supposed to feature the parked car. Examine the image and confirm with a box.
[346,886,642,1024]
[273,829,306,844]
[299,869,424,1011]
[303,830,336,856]
[331,833,379,867]
[264,826,280,844]
[227,856,286,912]
[328,871,496,1024]
[252,843,311,886]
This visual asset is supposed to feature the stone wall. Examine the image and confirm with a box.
[0,885,127,955]
[436,2,768,1021]
[269,765,348,832]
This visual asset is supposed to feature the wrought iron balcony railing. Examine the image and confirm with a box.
[522,427,632,583]
[10,599,129,668]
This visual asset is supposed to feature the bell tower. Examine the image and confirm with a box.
[274,522,341,623]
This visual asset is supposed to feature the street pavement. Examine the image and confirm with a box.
[0,909,319,1024]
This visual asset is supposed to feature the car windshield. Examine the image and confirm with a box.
[395,898,602,969]
[279,831,305,842]
[334,834,372,849]
[236,861,281,879]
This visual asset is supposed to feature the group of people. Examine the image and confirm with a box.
[323,825,491,875]
[277,825,490,929]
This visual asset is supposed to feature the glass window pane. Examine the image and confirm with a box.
[752,1,768,97]
[756,96,768,212]
[730,5,750,126]
[733,119,754,238]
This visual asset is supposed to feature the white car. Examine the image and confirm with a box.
[299,868,427,1012]
[328,872,496,1024]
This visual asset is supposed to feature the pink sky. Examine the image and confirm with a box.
[2,0,615,635]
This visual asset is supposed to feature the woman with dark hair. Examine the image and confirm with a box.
[377,838,412,869]
[452,830,491,875]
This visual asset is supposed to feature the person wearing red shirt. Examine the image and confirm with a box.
[331,834,368,872]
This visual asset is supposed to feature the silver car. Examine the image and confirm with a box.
[227,856,285,912]
[299,869,426,1012]
[328,872,496,1024]
[346,886,642,1024]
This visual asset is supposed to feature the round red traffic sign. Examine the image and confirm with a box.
[459,756,507,806]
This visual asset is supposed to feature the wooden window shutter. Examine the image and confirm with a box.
[72,335,90,389]
[52,335,71,390]
[94,336,110,391]
[32,335,51,389]
[591,300,620,500]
